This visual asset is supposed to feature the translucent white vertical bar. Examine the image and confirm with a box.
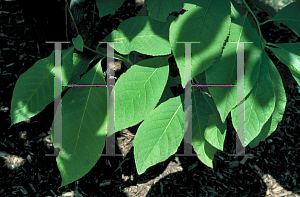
[175,42,200,156]
[46,41,71,156]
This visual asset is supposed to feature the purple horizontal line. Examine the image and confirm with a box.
[64,85,107,87]
[193,85,236,87]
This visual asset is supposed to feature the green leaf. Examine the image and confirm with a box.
[206,14,263,122]
[191,88,218,168]
[249,52,287,147]
[51,62,107,188]
[102,16,172,56]
[267,43,300,86]
[169,0,231,88]
[72,35,84,52]
[146,0,184,22]
[10,48,74,127]
[203,93,227,151]
[115,56,169,132]
[266,56,287,136]
[95,0,124,18]
[231,51,276,147]
[271,1,300,37]
[134,95,184,175]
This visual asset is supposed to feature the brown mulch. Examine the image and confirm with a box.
[1,0,300,196]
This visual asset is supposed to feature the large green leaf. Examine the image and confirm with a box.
[231,51,276,147]
[249,53,287,147]
[206,14,263,122]
[134,95,184,175]
[51,62,107,187]
[270,1,300,37]
[114,56,169,132]
[266,55,287,136]
[10,48,74,127]
[169,0,231,88]
[102,16,173,56]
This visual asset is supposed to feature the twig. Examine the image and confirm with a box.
[65,0,79,36]
[65,1,69,48]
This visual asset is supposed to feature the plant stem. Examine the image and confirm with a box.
[260,19,272,26]
[241,0,265,48]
